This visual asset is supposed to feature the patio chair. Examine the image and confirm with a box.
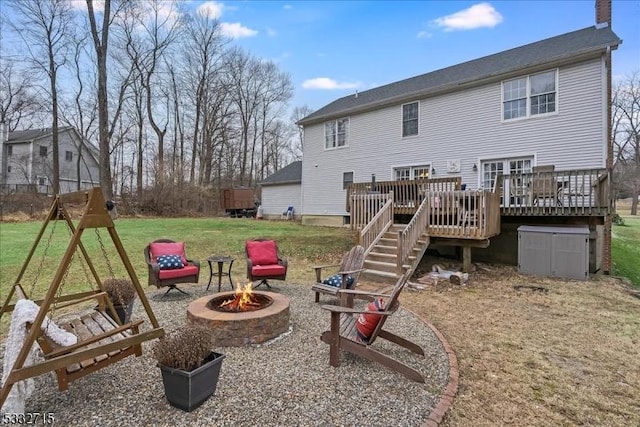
[144,239,201,296]
[281,206,294,220]
[531,165,558,206]
[311,245,365,305]
[245,238,288,289]
[319,270,425,382]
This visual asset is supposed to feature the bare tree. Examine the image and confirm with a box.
[0,60,42,131]
[132,0,183,184]
[181,11,227,184]
[86,0,119,198]
[612,70,640,215]
[60,31,99,190]
[290,105,313,160]
[9,0,74,194]
[256,61,293,181]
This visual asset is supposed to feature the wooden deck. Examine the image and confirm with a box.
[348,168,609,223]
[497,168,609,216]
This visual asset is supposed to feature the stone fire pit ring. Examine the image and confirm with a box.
[187,291,290,347]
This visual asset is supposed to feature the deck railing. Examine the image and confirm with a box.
[354,192,394,255]
[347,177,461,214]
[397,195,431,274]
[497,168,609,216]
[425,190,501,239]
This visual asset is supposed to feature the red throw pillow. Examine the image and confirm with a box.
[246,240,278,265]
[149,242,187,265]
[356,298,385,342]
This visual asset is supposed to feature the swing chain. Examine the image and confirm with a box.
[95,228,116,278]
[30,206,60,296]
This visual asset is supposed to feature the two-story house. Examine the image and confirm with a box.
[0,125,100,194]
[297,1,621,277]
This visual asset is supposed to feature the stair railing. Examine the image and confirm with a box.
[357,192,394,256]
[396,194,431,275]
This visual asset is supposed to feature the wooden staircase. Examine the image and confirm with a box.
[361,224,430,282]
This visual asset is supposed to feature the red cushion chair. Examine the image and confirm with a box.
[245,239,287,289]
[144,239,200,296]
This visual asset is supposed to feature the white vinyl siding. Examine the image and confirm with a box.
[261,183,302,218]
[301,58,605,218]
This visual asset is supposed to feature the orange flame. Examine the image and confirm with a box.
[220,282,259,311]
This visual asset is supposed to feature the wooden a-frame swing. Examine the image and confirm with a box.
[0,188,165,408]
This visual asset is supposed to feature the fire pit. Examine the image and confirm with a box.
[187,285,290,347]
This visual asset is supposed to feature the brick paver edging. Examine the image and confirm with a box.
[405,307,459,427]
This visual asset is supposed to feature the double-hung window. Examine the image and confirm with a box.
[402,102,419,137]
[324,118,349,149]
[394,164,431,181]
[65,151,73,161]
[502,70,557,120]
[39,146,48,157]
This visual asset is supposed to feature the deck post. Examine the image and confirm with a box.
[462,246,472,273]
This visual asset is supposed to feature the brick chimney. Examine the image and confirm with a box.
[595,0,611,26]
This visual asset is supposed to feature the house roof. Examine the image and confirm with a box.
[260,161,302,186]
[7,126,100,161]
[298,25,621,126]
[8,127,66,143]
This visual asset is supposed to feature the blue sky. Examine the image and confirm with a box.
[191,0,640,112]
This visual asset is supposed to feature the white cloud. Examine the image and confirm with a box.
[283,4,292,10]
[197,1,224,19]
[266,27,277,37]
[431,2,503,31]
[302,78,362,90]
[70,0,105,13]
[220,22,258,38]
[417,30,432,39]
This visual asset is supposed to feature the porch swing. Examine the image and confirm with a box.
[0,188,165,409]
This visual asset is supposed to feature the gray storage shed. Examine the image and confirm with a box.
[517,226,589,281]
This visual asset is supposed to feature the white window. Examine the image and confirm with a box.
[39,146,48,157]
[65,151,73,161]
[481,157,533,197]
[7,145,12,156]
[503,70,557,120]
[324,118,349,149]
[402,102,419,137]
[394,164,431,181]
[37,176,48,186]
[343,171,353,190]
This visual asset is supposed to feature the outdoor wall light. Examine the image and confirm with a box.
[431,167,436,175]
[472,163,478,172]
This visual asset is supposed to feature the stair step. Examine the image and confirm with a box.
[362,269,401,280]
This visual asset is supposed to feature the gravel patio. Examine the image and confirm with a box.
[1,282,450,426]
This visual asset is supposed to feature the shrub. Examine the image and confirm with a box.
[612,213,626,226]
[153,326,214,371]
[103,278,136,306]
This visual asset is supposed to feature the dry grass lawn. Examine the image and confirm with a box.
[400,264,640,426]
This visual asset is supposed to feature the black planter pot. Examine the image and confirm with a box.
[106,299,135,324]
[159,351,225,412]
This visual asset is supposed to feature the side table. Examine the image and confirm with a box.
[207,255,235,292]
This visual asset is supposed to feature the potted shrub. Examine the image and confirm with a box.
[153,325,225,412]
[103,278,137,324]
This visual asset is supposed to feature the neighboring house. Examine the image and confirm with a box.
[297,1,620,274]
[0,125,100,194]
[259,161,302,220]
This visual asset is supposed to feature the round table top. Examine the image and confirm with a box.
[207,255,235,262]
